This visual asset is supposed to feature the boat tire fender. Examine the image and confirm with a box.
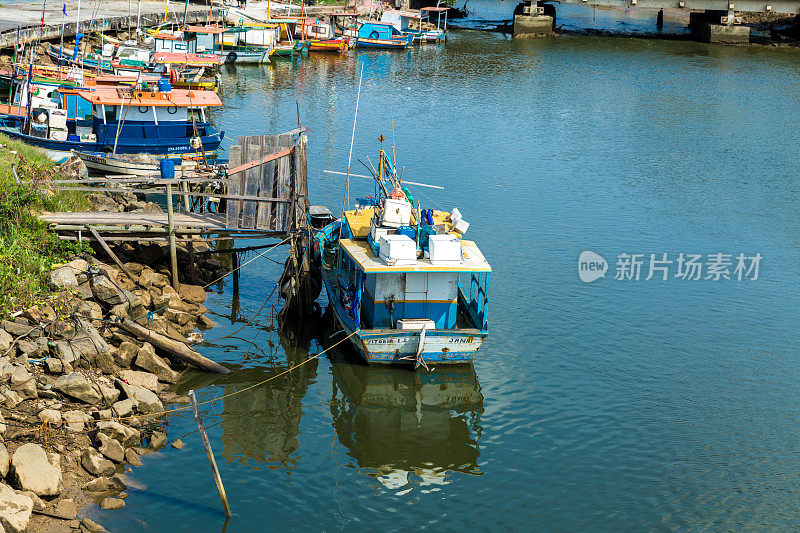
[226,51,238,63]
[369,31,379,39]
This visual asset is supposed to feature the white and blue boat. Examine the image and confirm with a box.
[355,22,414,49]
[0,80,223,160]
[316,147,490,367]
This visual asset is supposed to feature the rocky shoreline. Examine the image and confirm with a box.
[0,191,231,532]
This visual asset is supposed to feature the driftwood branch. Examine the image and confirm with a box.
[115,319,231,374]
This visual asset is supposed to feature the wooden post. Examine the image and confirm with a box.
[165,183,179,288]
[188,390,232,517]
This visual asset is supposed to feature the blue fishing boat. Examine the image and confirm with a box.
[316,145,490,367]
[355,22,413,49]
[0,81,223,160]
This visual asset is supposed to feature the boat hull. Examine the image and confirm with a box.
[73,151,159,176]
[322,269,486,365]
[355,36,413,49]
[302,39,349,53]
[0,127,221,161]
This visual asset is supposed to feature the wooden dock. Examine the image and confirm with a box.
[38,127,311,286]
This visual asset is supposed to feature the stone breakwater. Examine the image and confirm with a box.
[0,194,232,532]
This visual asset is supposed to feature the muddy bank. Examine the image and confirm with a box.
[0,190,231,532]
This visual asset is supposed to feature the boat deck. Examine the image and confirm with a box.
[340,238,492,273]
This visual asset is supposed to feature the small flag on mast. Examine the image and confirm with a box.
[62,4,67,16]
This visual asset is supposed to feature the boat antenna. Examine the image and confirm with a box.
[340,62,364,220]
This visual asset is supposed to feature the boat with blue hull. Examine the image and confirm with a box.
[356,22,414,49]
[0,82,223,160]
[316,147,490,367]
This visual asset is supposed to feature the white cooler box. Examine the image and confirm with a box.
[379,234,416,266]
[380,198,412,228]
[428,235,463,265]
[49,109,67,130]
[397,318,435,331]
[370,217,395,243]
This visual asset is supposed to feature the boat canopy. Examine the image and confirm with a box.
[74,86,222,107]
[339,238,491,274]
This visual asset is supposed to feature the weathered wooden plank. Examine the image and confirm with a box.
[42,212,228,228]
[264,136,280,231]
[255,143,270,230]
[225,146,293,175]
[242,139,260,229]
[276,133,293,233]
[227,145,241,229]
[293,131,309,230]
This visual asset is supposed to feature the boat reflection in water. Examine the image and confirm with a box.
[178,309,483,484]
[179,312,322,473]
[329,350,484,490]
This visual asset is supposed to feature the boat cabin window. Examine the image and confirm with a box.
[104,105,116,123]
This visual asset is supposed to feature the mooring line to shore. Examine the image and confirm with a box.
[28,329,360,432]
[202,236,292,290]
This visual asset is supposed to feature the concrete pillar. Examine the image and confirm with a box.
[689,9,750,44]
[513,1,556,37]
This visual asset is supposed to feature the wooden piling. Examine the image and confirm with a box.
[165,183,179,288]
[188,390,232,518]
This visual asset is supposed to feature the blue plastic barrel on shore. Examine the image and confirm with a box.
[159,159,175,180]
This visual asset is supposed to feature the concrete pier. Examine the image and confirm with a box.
[513,2,556,37]
[689,10,751,44]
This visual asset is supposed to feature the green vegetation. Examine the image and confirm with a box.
[0,134,90,316]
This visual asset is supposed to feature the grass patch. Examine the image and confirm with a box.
[0,134,91,317]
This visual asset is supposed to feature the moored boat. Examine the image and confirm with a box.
[316,144,490,367]
[0,81,224,160]
[356,22,414,49]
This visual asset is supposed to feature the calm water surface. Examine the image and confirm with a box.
[97,12,800,532]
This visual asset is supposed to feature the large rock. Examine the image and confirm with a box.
[118,370,158,392]
[82,517,105,532]
[9,443,62,496]
[134,344,179,383]
[9,367,36,399]
[96,433,124,463]
[62,410,92,433]
[0,441,8,478]
[114,342,137,368]
[178,284,207,305]
[100,497,125,510]
[111,399,135,417]
[47,266,79,291]
[54,373,101,404]
[87,194,117,212]
[0,330,12,353]
[37,409,62,424]
[57,155,88,181]
[1,320,38,339]
[139,271,169,289]
[69,328,111,364]
[81,449,115,477]
[0,483,33,532]
[90,275,126,306]
[115,379,163,415]
[97,421,141,447]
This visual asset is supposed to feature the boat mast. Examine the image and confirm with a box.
[341,63,364,219]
